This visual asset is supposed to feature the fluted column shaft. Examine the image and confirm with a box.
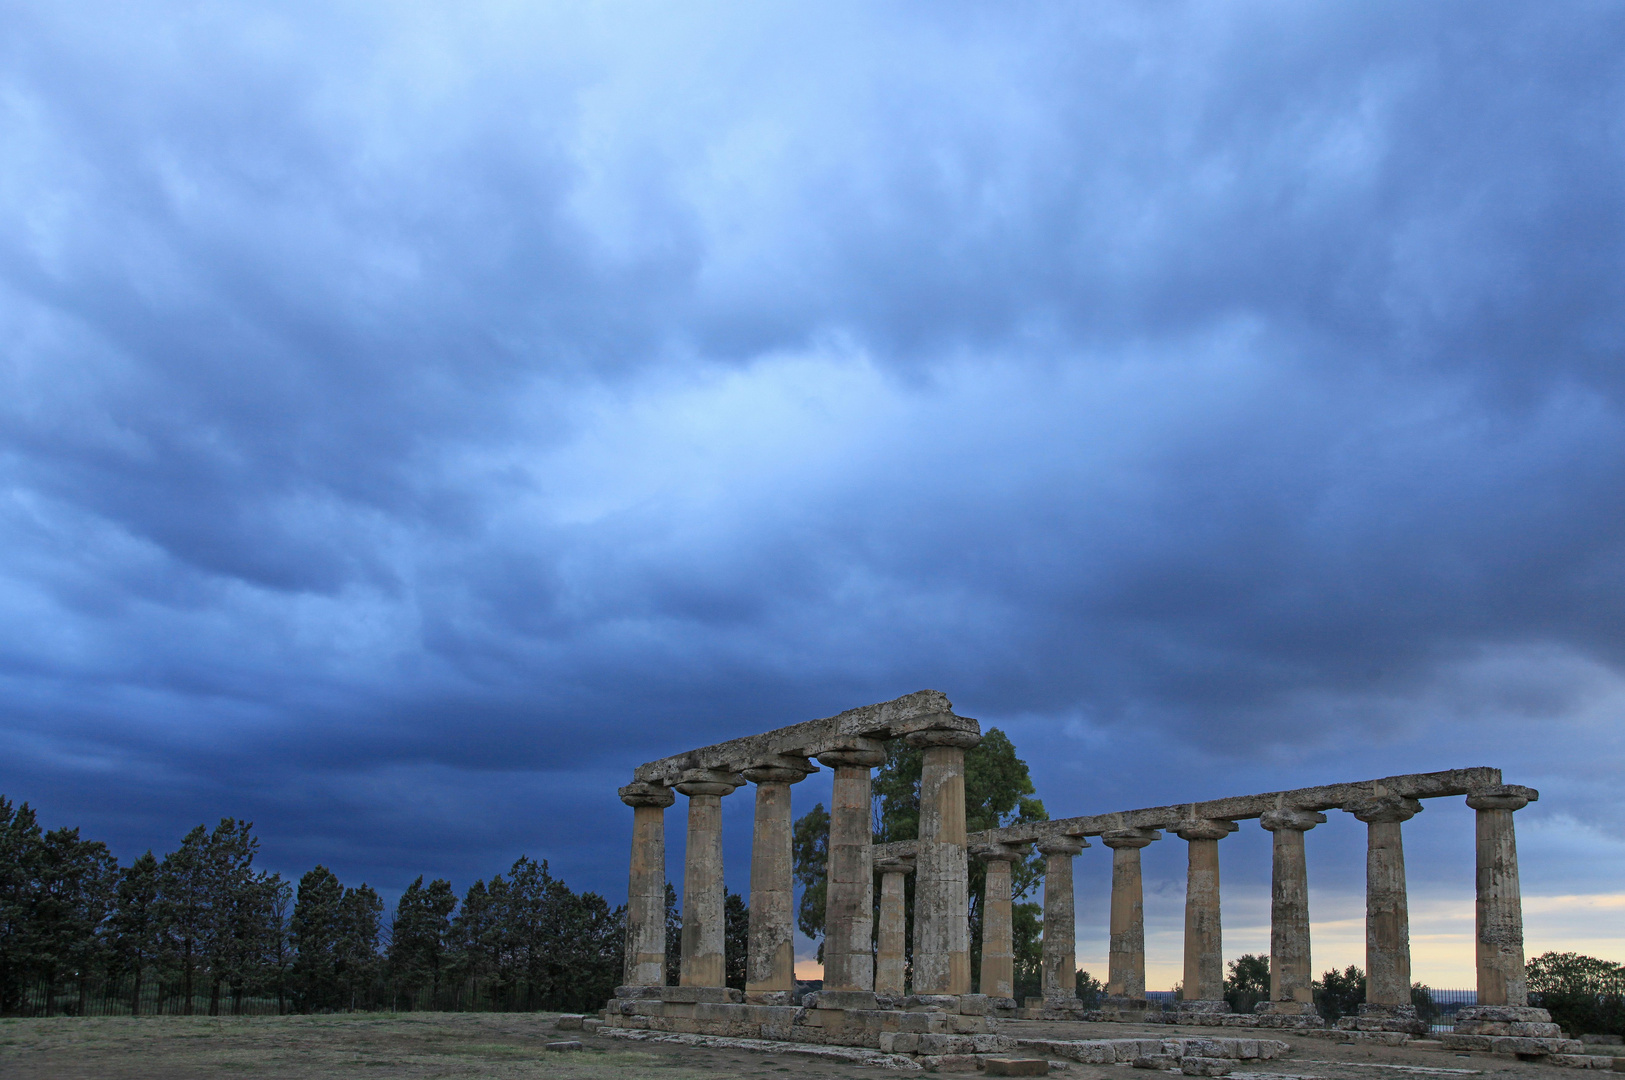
[1103,828,1159,1001]
[909,728,980,995]
[619,782,675,988]
[977,845,1025,1001]
[676,770,742,988]
[818,741,885,994]
[875,858,914,997]
[1349,795,1421,1007]
[743,758,815,999]
[1260,808,1325,1004]
[1469,784,1537,1006]
[1037,835,1086,1003]
[1175,819,1236,1003]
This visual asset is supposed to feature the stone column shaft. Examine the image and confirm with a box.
[977,845,1025,1002]
[743,758,814,1000]
[818,741,885,995]
[1103,828,1159,1002]
[1037,835,1087,1004]
[1260,808,1325,1005]
[676,769,741,988]
[910,728,980,996]
[1468,785,1538,1007]
[1349,795,1421,1008]
[1175,819,1236,1004]
[875,859,914,998]
[619,782,675,988]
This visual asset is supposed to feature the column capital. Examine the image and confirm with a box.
[1260,808,1326,833]
[675,768,745,797]
[973,841,1031,863]
[905,727,982,749]
[620,781,675,808]
[1467,784,1538,812]
[817,738,886,768]
[1036,834,1089,856]
[1346,794,1422,824]
[742,755,817,785]
[1102,827,1160,849]
[1174,819,1238,842]
[875,856,916,875]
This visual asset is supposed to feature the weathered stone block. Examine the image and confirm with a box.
[1509,1022,1564,1037]
[554,1014,585,1030]
[544,1040,583,1051]
[581,1018,601,1034]
[1455,1005,1553,1024]
[1180,1057,1233,1076]
[985,1059,1050,1077]
[1134,1055,1180,1070]
[919,1054,983,1072]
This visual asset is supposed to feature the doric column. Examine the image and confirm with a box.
[1102,828,1159,1003]
[741,755,816,1003]
[1259,808,1326,1010]
[1173,818,1237,1008]
[908,727,981,996]
[1036,834,1088,1008]
[618,780,675,988]
[817,739,886,1001]
[875,856,915,998]
[1347,794,1422,1012]
[1467,784,1538,1006]
[675,768,743,988]
[975,842,1028,1004]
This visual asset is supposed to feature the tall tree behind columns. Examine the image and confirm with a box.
[792,729,1045,991]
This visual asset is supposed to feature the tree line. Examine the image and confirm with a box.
[0,796,623,1017]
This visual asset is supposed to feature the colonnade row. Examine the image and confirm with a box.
[884,783,1537,1016]
[616,693,1536,1015]
[619,719,978,1006]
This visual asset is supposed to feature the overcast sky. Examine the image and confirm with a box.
[3,2,1623,986]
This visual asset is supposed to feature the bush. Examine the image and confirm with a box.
[1527,952,1625,1038]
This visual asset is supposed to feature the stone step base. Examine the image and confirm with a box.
[1548,1054,1625,1070]
[1439,1033,1586,1056]
[1299,1029,1415,1046]
[1010,1036,1290,1066]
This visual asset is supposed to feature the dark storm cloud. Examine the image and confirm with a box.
[1,0,1623,923]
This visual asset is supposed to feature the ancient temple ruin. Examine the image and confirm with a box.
[600,690,1577,1065]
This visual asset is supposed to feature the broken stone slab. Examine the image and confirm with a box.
[1299,1030,1413,1046]
[1547,1055,1624,1070]
[544,1040,584,1051]
[1440,1033,1586,1056]
[918,1054,983,1072]
[1452,1005,1553,1024]
[598,1026,924,1070]
[1135,1055,1180,1070]
[1182,1058,1235,1076]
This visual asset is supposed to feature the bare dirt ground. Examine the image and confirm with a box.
[0,1012,1608,1080]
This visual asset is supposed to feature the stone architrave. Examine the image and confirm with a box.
[1173,818,1237,1007]
[675,768,743,988]
[618,781,676,988]
[1258,808,1326,1010]
[908,727,982,996]
[1036,835,1088,1008]
[1467,784,1539,1006]
[874,856,915,998]
[741,755,816,1003]
[817,739,886,1001]
[976,842,1029,1004]
[1347,794,1422,1011]
[1102,828,1160,1003]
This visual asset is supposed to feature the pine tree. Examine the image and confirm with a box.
[289,866,344,1012]
[389,876,456,1008]
[111,852,162,1014]
[0,798,43,1015]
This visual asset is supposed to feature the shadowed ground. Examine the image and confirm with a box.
[0,1012,1609,1079]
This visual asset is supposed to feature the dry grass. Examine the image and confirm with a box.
[0,1011,852,1079]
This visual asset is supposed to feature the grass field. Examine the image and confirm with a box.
[0,1011,865,1079]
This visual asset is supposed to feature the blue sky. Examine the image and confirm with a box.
[2,2,1623,985]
